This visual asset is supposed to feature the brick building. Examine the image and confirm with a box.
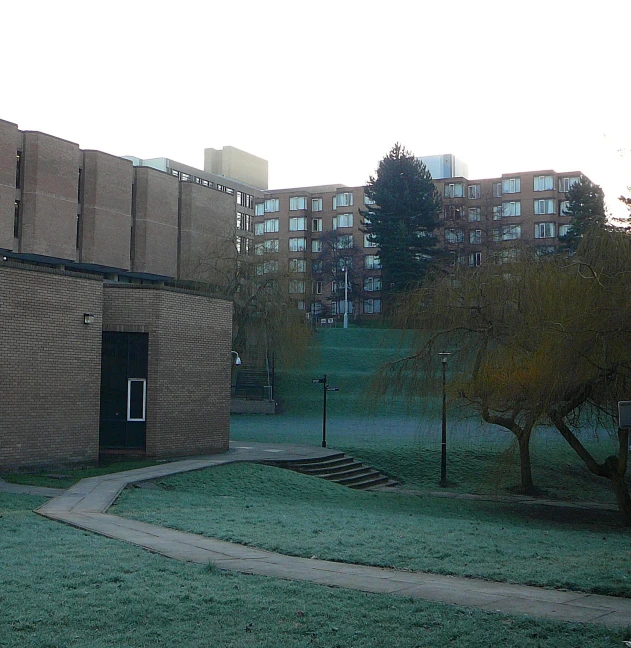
[0,261,232,470]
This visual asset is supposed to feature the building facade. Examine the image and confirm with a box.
[435,169,581,268]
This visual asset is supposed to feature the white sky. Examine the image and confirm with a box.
[2,0,629,219]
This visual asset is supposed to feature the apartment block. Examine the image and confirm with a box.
[436,169,581,267]
[255,185,383,319]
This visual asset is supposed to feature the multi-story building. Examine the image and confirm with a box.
[434,169,582,267]
[255,184,383,319]
[1,117,265,284]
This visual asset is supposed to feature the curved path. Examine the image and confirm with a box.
[17,442,630,628]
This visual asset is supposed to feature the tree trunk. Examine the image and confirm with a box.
[608,468,631,525]
[517,433,536,495]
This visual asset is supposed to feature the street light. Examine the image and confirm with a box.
[312,374,339,447]
[438,352,451,487]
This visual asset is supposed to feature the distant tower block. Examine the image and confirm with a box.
[204,146,268,190]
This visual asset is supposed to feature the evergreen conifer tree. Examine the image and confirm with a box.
[559,175,606,251]
[362,144,442,296]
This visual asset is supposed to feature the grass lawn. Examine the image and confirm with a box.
[113,462,631,598]
[1,493,627,647]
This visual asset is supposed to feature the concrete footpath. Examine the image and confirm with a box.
[4,442,630,628]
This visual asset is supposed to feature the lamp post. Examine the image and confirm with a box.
[438,352,451,487]
[343,262,349,329]
[312,374,339,447]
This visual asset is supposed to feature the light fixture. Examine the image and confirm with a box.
[84,313,95,325]
[231,351,242,366]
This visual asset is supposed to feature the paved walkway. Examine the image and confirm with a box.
[4,442,630,628]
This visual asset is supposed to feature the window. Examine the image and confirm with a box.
[314,280,323,294]
[468,207,481,222]
[364,234,378,248]
[237,192,255,209]
[13,200,20,238]
[468,184,480,199]
[364,254,381,269]
[502,201,521,217]
[445,229,464,243]
[559,176,580,193]
[493,205,502,220]
[502,225,521,240]
[289,237,307,252]
[15,152,21,189]
[534,175,554,191]
[289,217,307,231]
[312,218,322,232]
[180,172,191,182]
[312,198,323,212]
[264,198,279,213]
[335,234,354,249]
[536,245,556,256]
[264,218,279,233]
[502,177,521,194]
[236,212,252,232]
[289,258,306,273]
[493,182,502,197]
[364,277,382,292]
[256,260,278,274]
[127,379,147,422]
[171,168,179,177]
[445,205,463,220]
[558,223,571,237]
[534,199,556,215]
[469,252,482,267]
[560,200,570,216]
[297,300,305,310]
[445,183,464,198]
[364,193,376,205]
[255,239,279,254]
[335,300,353,314]
[217,183,234,195]
[364,299,382,314]
[333,213,353,229]
[289,279,306,294]
[76,214,81,248]
[255,203,265,216]
[333,192,353,209]
[535,222,555,239]
[254,222,264,236]
[201,179,210,187]
[290,196,307,210]
[469,229,482,245]
[312,260,323,273]
[312,239,322,253]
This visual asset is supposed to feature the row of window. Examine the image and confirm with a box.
[299,300,382,315]
[257,192,358,215]
[253,214,357,235]
[259,255,381,274]
[254,234,378,253]
[445,222,568,243]
[447,176,580,199]
[285,277,382,295]
[447,200,571,221]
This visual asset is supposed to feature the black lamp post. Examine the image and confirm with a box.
[438,352,451,487]
[312,374,339,447]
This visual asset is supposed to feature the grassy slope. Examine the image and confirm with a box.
[2,494,624,648]
[235,327,627,505]
[114,463,631,598]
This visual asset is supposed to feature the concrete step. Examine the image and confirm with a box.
[269,453,398,491]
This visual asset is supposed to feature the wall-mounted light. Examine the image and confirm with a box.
[231,351,242,366]
[84,313,95,325]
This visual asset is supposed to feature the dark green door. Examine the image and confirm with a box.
[99,332,148,450]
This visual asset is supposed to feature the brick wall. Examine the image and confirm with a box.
[0,263,103,470]
[103,285,232,457]
[81,150,134,269]
[20,131,82,260]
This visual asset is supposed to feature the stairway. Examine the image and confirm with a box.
[270,453,398,490]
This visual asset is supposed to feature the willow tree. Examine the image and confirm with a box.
[375,231,631,522]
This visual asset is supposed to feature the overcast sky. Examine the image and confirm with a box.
[2,0,629,218]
